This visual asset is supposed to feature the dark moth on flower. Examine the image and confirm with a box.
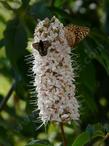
[32,40,51,56]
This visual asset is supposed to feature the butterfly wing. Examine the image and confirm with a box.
[64,25,90,47]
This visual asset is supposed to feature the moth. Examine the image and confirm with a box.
[32,40,51,56]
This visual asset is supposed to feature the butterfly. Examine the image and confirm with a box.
[64,25,90,47]
[32,40,51,56]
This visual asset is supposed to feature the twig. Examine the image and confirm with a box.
[0,82,16,111]
[60,122,67,146]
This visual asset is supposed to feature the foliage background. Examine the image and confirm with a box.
[0,0,109,146]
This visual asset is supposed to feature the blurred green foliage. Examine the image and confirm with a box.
[0,0,109,146]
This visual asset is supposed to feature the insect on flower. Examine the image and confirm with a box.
[64,25,90,47]
[32,40,51,56]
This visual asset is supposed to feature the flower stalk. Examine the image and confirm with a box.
[31,16,89,145]
[60,123,67,146]
[32,16,89,124]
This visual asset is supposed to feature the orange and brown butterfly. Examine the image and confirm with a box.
[64,25,90,47]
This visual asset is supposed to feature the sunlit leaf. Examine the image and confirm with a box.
[72,131,90,146]
[26,139,52,146]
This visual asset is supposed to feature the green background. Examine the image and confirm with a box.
[0,0,109,146]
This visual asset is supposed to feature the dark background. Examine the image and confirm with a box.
[0,0,109,146]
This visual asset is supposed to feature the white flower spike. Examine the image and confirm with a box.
[32,16,89,123]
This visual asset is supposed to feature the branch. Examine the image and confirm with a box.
[60,122,67,146]
[0,82,16,111]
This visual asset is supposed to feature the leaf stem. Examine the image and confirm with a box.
[60,122,67,146]
[0,82,16,111]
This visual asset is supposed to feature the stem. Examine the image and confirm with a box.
[0,82,15,111]
[60,122,67,146]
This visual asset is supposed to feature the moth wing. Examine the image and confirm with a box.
[32,42,39,50]
[43,41,51,49]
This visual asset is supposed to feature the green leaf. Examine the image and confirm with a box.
[72,131,90,146]
[84,32,109,75]
[72,124,105,146]
[0,1,14,11]
[0,39,5,48]
[26,139,52,146]
[21,0,30,8]
[4,18,27,67]
[86,123,105,138]
[49,7,72,24]
[76,44,98,120]
[30,1,52,20]
[22,0,30,5]
[94,44,109,75]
